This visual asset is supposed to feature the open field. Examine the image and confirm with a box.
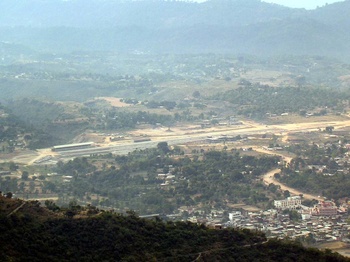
[265,114,350,125]
[95,97,132,107]
[153,79,235,99]
[240,69,294,87]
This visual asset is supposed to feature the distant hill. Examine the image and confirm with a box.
[310,1,350,27]
[0,0,303,28]
[0,196,349,261]
[0,0,349,59]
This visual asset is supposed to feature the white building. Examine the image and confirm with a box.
[274,196,302,210]
[229,211,242,221]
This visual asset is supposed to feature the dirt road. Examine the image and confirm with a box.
[262,168,322,201]
[7,202,26,217]
[254,147,323,201]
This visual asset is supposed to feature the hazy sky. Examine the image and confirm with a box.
[262,0,344,9]
[194,0,344,10]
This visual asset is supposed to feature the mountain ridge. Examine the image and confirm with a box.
[0,0,349,59]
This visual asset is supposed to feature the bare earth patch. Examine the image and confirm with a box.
[72,132,105,143]
[96,97,132,107]
[315,242,350,258]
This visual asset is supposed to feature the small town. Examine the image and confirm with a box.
[177,196,350,244]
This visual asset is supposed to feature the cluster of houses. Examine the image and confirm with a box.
[174,196,350,243]
[158,173,178,186]
[230,208,350,242]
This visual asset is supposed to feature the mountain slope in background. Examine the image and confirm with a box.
[0,0,304,28]
[0,0,349,59]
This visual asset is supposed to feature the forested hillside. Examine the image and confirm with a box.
[0,0,304,28]
[0,0,350,58]
[214,83,349,118]
[0,196,348,261]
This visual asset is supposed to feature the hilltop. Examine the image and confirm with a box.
[0,0,349,59]
[0,195,349,261]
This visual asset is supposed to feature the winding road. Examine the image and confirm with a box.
[262,168,322,201]
[254,147,323,201]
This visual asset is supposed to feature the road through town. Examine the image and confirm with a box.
[262,168,322,201]
[253,147,323,201]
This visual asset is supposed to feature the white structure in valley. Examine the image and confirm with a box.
[274,196,301,210]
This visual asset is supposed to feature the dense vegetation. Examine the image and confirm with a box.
[48,148,280,213]
[2,99,89,149]
[1,97,209,148]
[0,197,348,261]
[215,84,348,119]
[0,105,24,142]
[279,167,350,200]
[0,102,59,150]
[276,143,350,200]
[98,107,210,130]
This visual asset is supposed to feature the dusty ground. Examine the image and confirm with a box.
[95,97,132,107]
[240,69,294,87]
[316,241,348,250]
[11,115,350,166]
[336,249,350,258]
[72,132,106,144]
[315,242,350,258]
[110,117,350,146]
[266,114,350,125]
[227,203,261,212]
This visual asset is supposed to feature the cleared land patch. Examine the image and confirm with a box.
[95,97,132,107]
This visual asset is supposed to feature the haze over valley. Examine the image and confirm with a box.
[2,1,350,261]
[1,0,350,58]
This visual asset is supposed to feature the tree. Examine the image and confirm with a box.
[283,190,290,198]
[192,90,201,98]
[24,134,32,141]
[288,210,301,221]
[21,171,29,181]
[9,162,18,171]
[69,199,80,210]
[295,75,306,87]
[325,126,334,133]
[45,200,60,212]
[5,192,13,198]
[274,173,281,179]
[299,110,307,116]
[157,142,170,154]
[65,209,76,219]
